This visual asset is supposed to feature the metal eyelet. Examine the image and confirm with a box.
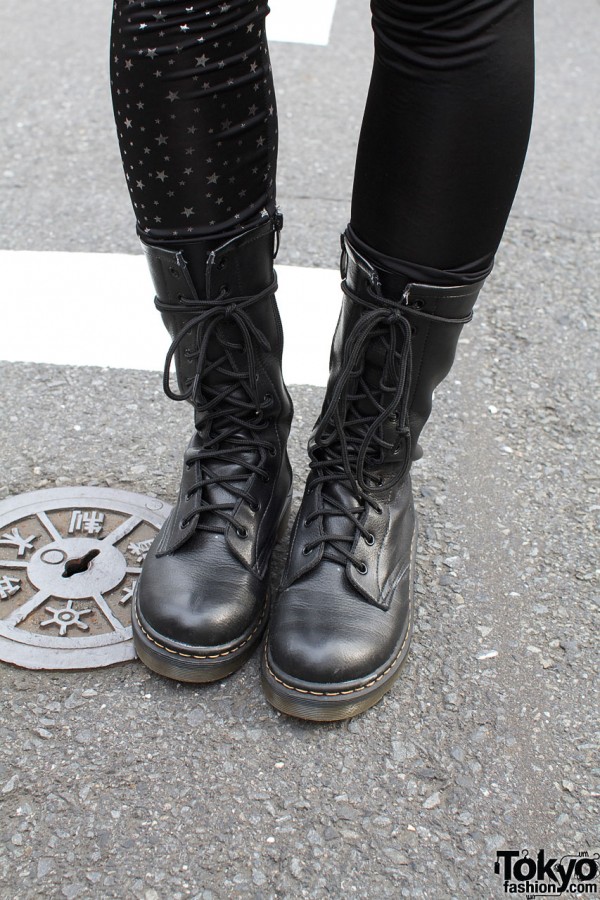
[365,533,375,546]
[169,267,180,279]
[249,501,260,513]
[236,526,248,539]
[411,299,424,310]
[355,562,368,575]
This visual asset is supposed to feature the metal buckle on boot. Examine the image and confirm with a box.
[389,427,412,482]
[341,232,381,294]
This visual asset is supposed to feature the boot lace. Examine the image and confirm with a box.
[303,283,413,569]
[155,281,276,536]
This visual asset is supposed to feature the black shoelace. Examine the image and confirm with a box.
[303,283,414,569]
[155,281,276,536]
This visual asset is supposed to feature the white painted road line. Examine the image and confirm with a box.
[267,0,337,46]
[0,250,340,387]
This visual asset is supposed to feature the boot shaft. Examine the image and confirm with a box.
[141,216,293,559]
[331,231,486,470]
[141,216,285,405]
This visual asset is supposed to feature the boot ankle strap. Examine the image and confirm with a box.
[342,230,486,316]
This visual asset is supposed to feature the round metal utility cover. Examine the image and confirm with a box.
[0,487,170,670]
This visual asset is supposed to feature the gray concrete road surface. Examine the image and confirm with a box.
[0,1,598,898]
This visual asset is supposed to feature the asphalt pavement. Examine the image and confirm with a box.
[0,1,598,898]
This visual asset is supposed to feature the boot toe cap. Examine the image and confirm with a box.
[137,533,264,649]
[268,570,406,688]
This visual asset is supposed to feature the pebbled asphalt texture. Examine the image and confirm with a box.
[0,1,598,898]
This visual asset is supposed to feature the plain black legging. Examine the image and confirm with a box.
[111,0,534,280]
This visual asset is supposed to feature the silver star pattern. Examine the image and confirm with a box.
[110,0,276,239]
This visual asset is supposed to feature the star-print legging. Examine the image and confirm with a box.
[111,0,534,279]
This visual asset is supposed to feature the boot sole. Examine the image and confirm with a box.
[261,521,417,721]
[132,493,292,684]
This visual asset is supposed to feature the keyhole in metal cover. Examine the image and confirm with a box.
[62,549,101,578]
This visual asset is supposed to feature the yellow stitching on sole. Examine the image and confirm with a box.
[264,522,418,699]
[264,619,410,697]
[135,603,266,661]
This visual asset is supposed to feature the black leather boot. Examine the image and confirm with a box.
[262,231,485,719]
[133,216,293,682]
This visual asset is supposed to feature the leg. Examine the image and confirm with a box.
[110,1,292,682]
[263,0,534,720]
[110,0,278,239]
[351,0,535,277]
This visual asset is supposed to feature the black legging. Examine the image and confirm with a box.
[111,0,534,279]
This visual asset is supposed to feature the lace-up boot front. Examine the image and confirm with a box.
[262,231,485,719]
[134,217,293,681]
